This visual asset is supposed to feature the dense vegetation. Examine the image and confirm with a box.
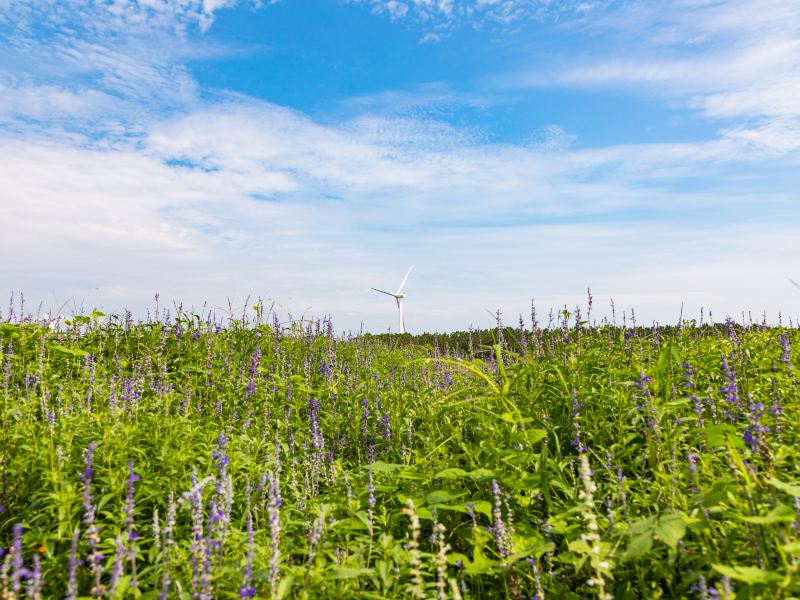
[1,299,799,599]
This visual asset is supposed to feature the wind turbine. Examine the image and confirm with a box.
[790,277,800,290]
[371,265,414,334]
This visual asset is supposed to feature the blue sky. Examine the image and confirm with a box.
[1,0,799,331]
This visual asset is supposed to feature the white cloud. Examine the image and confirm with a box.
[3,93,798,330]
[346,0,611,29]
[722,118,800,154]
[502,0,800,154]
[0,0,254,33]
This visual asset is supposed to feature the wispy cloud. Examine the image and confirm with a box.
[0,0,256,33]
[4,90,797,327]
[0,0,256,145]
[502,0,800,153]
[345,0,613,29]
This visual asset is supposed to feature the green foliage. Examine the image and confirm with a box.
[0,308,799,599]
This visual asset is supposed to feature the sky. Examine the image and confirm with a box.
[1,0,799,332]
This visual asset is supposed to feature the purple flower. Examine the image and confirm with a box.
[239,491,256,599]
[27,553,42,599]
[11,523,24,594]
[212,430,231,511]
[266,469,282,592]
[66,527,81,600]
[183,473,214,600]
[125,461,140,588]
[108,535,126,595]
[570,389,588,453]
[80,443,104,596]
[778,333,792,365]
[680,362,705,428]
[721,358,741,422]
[635,372,658,431]
[367,465,376,535]
[491,480,511,560]
[125,461,140,532]
[687,453,699,473]
[309,398,324,452]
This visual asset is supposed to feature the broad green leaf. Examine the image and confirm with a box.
[703,424,745,450]
[766,477,800,497]
[435,468,468,480]
[622,532,653,561]
[50,343,89,357]
[654,514,686,550]
[740,504,796,524]
[332,517,367,531]
[711,564,782,585]
[627,515,657,536]
[326,567,374,580]
[506,541,555,564]
[369,462,405,473]
[466,500,492,519]
[469,468,496,482]
[701,480,737,507]
[277,575,295,598]
[465,547,499,575]
[426,489,467,505]
[527,429,548,445]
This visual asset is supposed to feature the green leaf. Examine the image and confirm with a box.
[766,477,800,497]
[627,515,657,536]
[622,532,653,561]
[437,500,492,519]
[332,517,367,531]
[326,567,374,580]
[654,514,686,550]
[740,504,796,524]
[469,468,496,482]
[711,564,782,585]
[426,489,467,505]
[416,506,434,520]
[527,429,548,445]
[468,500,492,519]
[369,462,405,473]
[276,575,295,599]
[703,424,745,450]
[465,547,499,575]
[506,541,555,564]
[50,343,89,357]
[701,480,736,507]
[435,468,468,480]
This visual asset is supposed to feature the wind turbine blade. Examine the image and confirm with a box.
[396,265,414,295]
[371,287,398,298]
[789,277,800,290]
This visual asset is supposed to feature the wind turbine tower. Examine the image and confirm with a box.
[371,265,414,334]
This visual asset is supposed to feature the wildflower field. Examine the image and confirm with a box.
[1,300,799,599]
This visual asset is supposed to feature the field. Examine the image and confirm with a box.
[1,302,799,599]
